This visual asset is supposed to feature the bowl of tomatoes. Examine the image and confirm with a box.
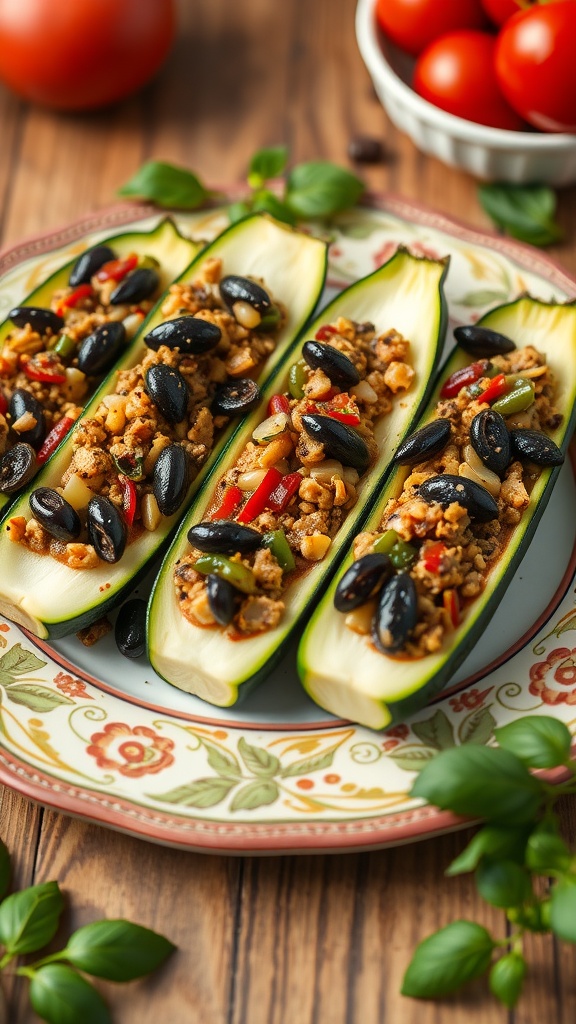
[356,0,576,184]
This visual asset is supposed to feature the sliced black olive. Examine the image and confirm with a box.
[510,428,564,467]
[8,306,64,334]
[220,275,271,314]
[393,419,452,466]
[110,267,159,305]
[187,520,262,555]
[470,409,510,477]
[211,379,261,417]
[69,244,115,287]
[29,487,81,541]
[372,573,418,654]
[419,474,498,522]
[145,364,189,424]
[302,341,360,389]
[115,599,147,659]
[206,574,242,626]
[301,414,370,474]
[454,324,516,358]
[77,321,127,376]
[9,389,45,448]
[87,495,128,563]
[144,315,221,355]
[334,553,393,613]
[153,444,190,516]
[0,443,36,494]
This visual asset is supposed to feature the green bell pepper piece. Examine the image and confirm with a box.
[52,333,75,358]
[194,554,256,594]
[492,377,535,415]
[389,540,417,570]
[289,359,308,399]
[262,529,296,573]
[373,529,398,555]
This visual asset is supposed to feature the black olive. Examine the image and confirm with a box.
[115,599,147,659]
[69,244,115,287]
[470,409,511,477]
[145,364,189,424]
[393,419,452,466]
[9,389,45,449]
[153,444,190,516]
[372,574,418,654]
[8,306,64,334]
[206,574,242,626]
[510,428,564,467]
[87,495,128,563]
[29,487,81,541]
[220,275,271,314]
[419,474,498,522]
[144,315,221,355]
[334,554,393,613]
[187,520,262,555]
[0,443,36,494]
[301,414,370,474]
[110,267,159,305]
[77,321,127,376]
[211,379,261,417]
[302,341,360,389]
[454,324,516,358]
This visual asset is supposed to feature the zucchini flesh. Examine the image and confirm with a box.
[299,296,576,730]
[0,217,199,515]
[0,214,327,639]
[148,249,449,707]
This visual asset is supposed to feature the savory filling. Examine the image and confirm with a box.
[174,317,415,636]
[334,337,563,658]
[6,260,286,568]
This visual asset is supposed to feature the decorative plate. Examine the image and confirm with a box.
[1,198,575,854]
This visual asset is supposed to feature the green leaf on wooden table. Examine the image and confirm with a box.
[494,716,572,768]
[446,825,531,876]
[550,879,576,942]
[0,643,46,677]
[251,190,296,225]
[280,749,335,778]
[203,742,242,779]
[227,200,252,224]
[460,706,496,746]
[5,684,74,713]
[153,777,237,808]
[0,881,64,955]
[63,919,175,982]
[286,161,364,219]
[489,952,527,1009]
[0,839,11,900]
[230,780,279,812]
[525,823,572,875]
[29,965,110,1024]
[248,146,288,186]
[411,746,544,824]
[478,183,563,248]
[118,161,209,209]
[475,859,533,908]
[402,920,495,998]
[389,746,437,772]
[412,709,455,750]
[238,737,280,777]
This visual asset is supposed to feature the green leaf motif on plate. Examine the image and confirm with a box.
[280,749,336,778]
[0,643,46,677]
[5,684,74,713]
[454,289,509,308]
[388,746,437,772]
[238,737,280,777]
[203,742,242,779]
[412,709,455,750]
[459,706,496,746]
[153,777,237,809]
[230,780,279,812]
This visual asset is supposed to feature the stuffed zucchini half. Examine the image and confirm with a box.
[148,248,449,707]
[0,214,327,639]
[0,217,199,515]
[299,296,576,730]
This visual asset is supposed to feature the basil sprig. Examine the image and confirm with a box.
[478,183,563,247]
[402,716,576,1009]
[0,840,174,1023]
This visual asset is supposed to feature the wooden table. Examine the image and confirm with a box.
[1,1,575,1021]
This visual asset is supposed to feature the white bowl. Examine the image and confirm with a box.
[355,0,576,185]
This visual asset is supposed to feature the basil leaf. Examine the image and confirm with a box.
[0,839,11,900]
[526,820,572,874]
[252,190,296,226]
[63,919,175,981]
[475,859,533,908]
[494,716,572,768]
[446,825,530,876]
[286,161,364,219]
[227,200,252,224]
[0,881,63,955]
[118,161,209,209]
[489,953,527,1009]
[550,879,576,942]
[478,183,563,247]
[29,965,110,1024]
[411,745,544,824]
[248,146,288,186]
[401,920,494,998]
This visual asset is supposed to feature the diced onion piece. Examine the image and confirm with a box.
[461,445,501,497]
[342,466,360,486]
[122,312,144,338]
[237,469,268,492]
[61,473,95,510]
[345,600,377,635]
[252,412,290,445]
[350,380,378,404]
[310,459,344,484]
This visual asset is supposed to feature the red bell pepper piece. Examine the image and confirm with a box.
[24,361,67,385]
[423,541,447,573]
[36,415,75,464]
[119,475,137,527]
[443,588,461,628]
[440,360,489,399]
[268,471,302,512]
[327,410,361,426]
[96,254,138,283]
[0,392,7,417]
[237,468,283,524]
[55,283,93,316]
[478,373,508,404]
[315,324,337,341]
[267,393,291,417]
[211,484,243,521]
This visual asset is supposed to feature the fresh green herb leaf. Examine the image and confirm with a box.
[475,859,533,909]
[251,190,296,226]
[29,965,110,1024]
[489,952,527,1009]
[525,821,572,875]
[227,200,252,224]
[401,921,494,998]
[494,716,572,768]
[0,840,11,900]
[0,882,63,955]
[248,146,288,187]
[550,879,576,942]
[286,161,364,219]
[446,825,530,876]
[118,161,209,209]
[63,919,175,982]
[478,183,563,247]
[411,745,544,824]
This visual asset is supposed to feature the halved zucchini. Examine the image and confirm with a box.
[148,249,449,707]
[0,217,199,515]
[299,296,576,730]
[0,214,327,639]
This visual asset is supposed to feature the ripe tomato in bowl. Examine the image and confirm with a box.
[374,0,487,57]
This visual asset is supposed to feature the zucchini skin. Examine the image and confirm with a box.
[147,248,450,706]
[299,295,576,730]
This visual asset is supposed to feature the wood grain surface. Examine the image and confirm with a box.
[1,1,575,1021]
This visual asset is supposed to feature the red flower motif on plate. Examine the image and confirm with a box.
[529,647,576,705]
[87,723,175,778]
[53,671,92,699]
[449,687,493,713]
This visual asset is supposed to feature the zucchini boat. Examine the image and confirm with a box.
[148,248,449,707]
[0,217,199,514]
[299,296,576,730]
[0,214,327,639]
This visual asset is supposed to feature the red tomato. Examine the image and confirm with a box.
[375,0,487,57]
[481,0,524,26]
[413,30,526,130]
[495,1,576,132]
[0,0,175,110]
